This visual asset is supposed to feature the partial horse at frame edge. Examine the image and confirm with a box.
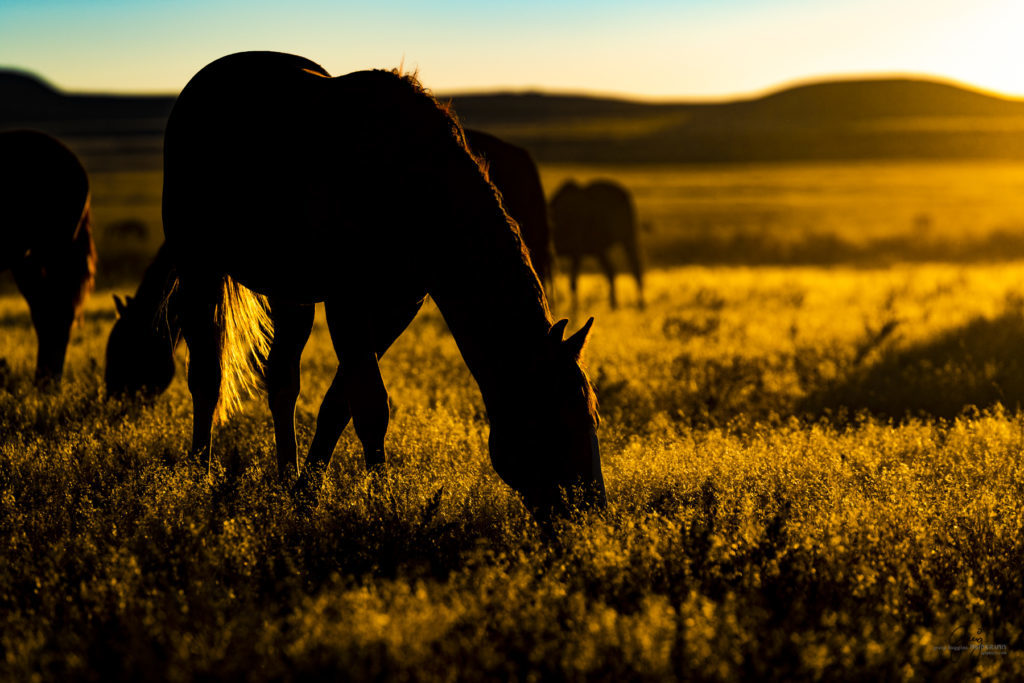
[0,130,97,386]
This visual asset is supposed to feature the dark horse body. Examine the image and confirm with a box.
[550,180,644,310]
[0,130,96,384]
[463,129,553,296]
[107,130,553,397]
[158,52,604,516]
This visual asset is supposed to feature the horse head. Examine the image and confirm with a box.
[104,294,177,398]
[488,316,606,521]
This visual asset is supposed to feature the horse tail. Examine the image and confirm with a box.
[214,276,272,423]
[70,195,98,323]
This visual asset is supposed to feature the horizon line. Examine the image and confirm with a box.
[5,65,1024,106]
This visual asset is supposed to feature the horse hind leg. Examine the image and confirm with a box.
[178,272,224,473]
[623,237,645,309]
[265,298,314,480]
[596,249,618,310]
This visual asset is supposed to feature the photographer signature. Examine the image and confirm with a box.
[942,626,1008,659]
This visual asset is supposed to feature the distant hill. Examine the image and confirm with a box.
[5,69,1024,166]
[0,69,173,135]
[451,78,1024,163]
[715,78,1024,121]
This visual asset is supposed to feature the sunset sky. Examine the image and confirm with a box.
[1,0,1022,100]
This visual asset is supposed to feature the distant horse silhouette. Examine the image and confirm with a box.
[550,180,644,309]
[464,129,553,296]
[0,130,96,385]
[160,52,605,517]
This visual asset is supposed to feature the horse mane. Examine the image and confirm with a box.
[380,69,600,426]
[378,68,543,313]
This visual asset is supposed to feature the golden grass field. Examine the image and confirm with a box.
[2,161,1024,679]
[71,159,1024,286]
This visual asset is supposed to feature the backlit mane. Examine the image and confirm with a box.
[380,68,540,287]
[380,67,599,427]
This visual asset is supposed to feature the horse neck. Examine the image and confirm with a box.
[428,186,553,417]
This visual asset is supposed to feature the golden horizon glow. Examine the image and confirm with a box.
[1,0,1023,101]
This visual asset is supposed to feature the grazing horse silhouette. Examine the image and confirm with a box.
[464,129,553,297]
[161,52,605,517]
[550,180,644,310]
[108,133,551,394]
[0,130,96,385]
[105,242,179,397]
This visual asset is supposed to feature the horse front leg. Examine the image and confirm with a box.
[295,296,422,502]
[32,311,72,388]
[178,275,223,473]
[295,348,388,499]
[265,298,314,480]
[624,236,645,310]
[345,349,389,469]
[12,260,72,388]
[323,298,390,470]
[297,366,353,497]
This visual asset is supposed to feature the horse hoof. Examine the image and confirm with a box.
[291,476,320,513]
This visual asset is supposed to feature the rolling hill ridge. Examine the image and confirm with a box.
[4,69,1024,164]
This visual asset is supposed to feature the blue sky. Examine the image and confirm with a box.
[1,0,1021,99]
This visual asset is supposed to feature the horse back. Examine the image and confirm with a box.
[550,179,636,255]
[588,180,636,243]
[162,52,467,301]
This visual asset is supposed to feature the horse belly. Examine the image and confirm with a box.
[224,205,339,302]
[164,145,424,303]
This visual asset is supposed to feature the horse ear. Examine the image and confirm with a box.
[563,317,594,360]
[113,294,127,317]
[549,318,569,342]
